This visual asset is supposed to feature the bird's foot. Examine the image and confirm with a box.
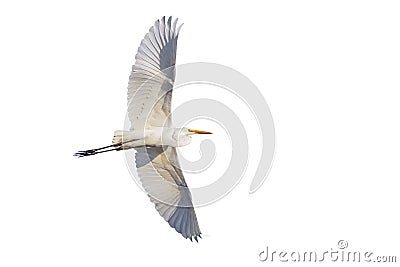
[73,149,97,158]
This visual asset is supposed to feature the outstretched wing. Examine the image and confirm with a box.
[127,16,183,130]
[135,146,202,241]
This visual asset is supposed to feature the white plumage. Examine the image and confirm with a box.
[74,16,212,242]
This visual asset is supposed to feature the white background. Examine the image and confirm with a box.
[0,1,399,266]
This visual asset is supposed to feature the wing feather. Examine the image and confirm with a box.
[135,146,202,241]
[127,16,182,130]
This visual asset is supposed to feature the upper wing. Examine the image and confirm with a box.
[127,16,183,130]
[135,146,202,241]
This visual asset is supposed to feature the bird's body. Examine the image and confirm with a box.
[112,127,200,149]
[74,16,211,242]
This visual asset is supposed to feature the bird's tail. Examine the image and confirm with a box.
[112,130,144,149]
[112,130,125,146]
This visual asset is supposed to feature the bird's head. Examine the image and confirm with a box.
[171,127,212,147]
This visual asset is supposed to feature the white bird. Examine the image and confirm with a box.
[74,16,212,242]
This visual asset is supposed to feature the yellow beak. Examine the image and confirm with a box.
[188,129,213,134]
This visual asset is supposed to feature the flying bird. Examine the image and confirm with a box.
[74,16,212,242]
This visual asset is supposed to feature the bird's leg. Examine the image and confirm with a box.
[74,130,145,158]
[73,138,142,158]
[73,143,123,158]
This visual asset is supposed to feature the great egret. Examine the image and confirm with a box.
[74,16,212,242]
